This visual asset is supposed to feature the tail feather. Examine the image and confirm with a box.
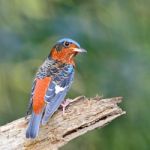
[26,112,42,139]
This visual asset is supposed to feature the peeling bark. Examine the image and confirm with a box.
[0,96,125,150]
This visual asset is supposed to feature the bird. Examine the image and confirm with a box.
[26,38,87,139]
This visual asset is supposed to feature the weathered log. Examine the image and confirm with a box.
[0,96,125,150]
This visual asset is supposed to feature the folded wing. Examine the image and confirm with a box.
[42,65,74,125]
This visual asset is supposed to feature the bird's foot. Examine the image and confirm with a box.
[61,99,72,115]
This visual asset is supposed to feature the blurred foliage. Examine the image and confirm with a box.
[0,0,150,150]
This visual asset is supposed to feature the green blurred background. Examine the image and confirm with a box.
[0,0,150,149]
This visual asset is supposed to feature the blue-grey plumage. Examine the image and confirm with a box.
[57,38,80,48]
[26,112,43,138]
[44,65,74,102]
[42,65,74,125]
[42,88,68,125]
[26,38,86,139]
[26,61,75,138]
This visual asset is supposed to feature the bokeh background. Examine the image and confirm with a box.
[0,0,150,150]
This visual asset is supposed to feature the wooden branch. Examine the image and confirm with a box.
[0,96,125,150]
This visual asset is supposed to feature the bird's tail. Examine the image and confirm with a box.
[26,112,42,139]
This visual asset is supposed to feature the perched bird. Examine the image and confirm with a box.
[26,38,86,139]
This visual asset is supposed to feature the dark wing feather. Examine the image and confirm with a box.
[42,65,74,124]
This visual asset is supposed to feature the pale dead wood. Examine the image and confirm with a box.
[0,96,125,150]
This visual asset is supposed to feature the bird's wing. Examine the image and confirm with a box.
[42,66,74,125]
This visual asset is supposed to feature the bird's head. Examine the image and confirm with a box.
[49,38,86,66]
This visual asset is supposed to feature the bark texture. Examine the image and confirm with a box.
[0,96,125,150]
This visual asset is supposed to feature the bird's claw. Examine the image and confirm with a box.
[61,99,72,115]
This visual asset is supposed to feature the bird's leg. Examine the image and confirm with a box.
[61,99,72,115]
[61,96,85,115]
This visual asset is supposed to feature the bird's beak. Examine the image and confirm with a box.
[73,48,87,53]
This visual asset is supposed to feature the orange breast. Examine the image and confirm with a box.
[33,77,51,114]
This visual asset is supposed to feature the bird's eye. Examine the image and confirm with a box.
[64,41,70,47]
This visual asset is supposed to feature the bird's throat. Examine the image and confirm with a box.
[50,51,76,66]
